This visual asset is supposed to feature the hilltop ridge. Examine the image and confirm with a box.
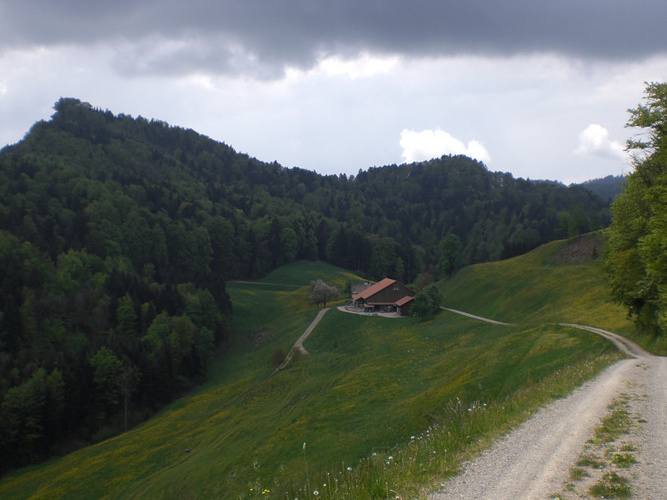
[4,98,612,278]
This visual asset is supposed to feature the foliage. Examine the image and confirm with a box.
[606,82,667,336]
[412,271,435,292]
[0,100,239,473]
[411,284,444,320]
[578,174,627,203]
[588,472,631,498]
[308,279,339,308]
[1,99,611,286]
[438,234,463,278]
[269,348,286,367]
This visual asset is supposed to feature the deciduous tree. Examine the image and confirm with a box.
[606,82,667,335]
[308,279,338,308]
[438,234,463,278]
[90,346,123,419]
[411,284,443,320]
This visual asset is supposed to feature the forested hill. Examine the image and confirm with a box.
[0,98,609,473]
[576,174,627,203]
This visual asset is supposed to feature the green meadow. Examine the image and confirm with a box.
[442,235,637,336]
[0,239,635,499]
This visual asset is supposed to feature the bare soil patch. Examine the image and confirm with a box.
[548,234,604,266]
[247,329,270,343]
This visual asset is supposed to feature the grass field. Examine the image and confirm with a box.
[0,239,635,499]
[441,235,632,330]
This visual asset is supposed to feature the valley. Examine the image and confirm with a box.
[0,96,659,499]
[0,99,620,480]
[0,237,646,499]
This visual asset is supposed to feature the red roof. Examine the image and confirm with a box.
[395,295,414,307]
[353,278,396,300]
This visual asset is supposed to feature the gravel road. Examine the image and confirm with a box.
[429,325,667,500]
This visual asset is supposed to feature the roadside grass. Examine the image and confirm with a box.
[593,397,632,444]
[589,472,631,498]
[576,453,605,469]
[569,467,588,480]
[612,453,636,467]
[0,238,634,499]
[561,395,637,500]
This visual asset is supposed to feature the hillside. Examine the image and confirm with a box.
[441,233,628,328]
[0,98,612,473]
[1,98,610,280]
[576,174,627,203]
[0,237,634,498]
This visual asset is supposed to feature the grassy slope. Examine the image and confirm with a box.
[0,245,633,499]
[442,235,633,333]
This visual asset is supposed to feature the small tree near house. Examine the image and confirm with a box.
[309,279,339,308]
[412,284,444,320]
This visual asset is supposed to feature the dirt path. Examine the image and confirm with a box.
[294,307,330,355]
[441,307,515,326]
[430,323,667,499]
[276,307,329,371]
[560,322,651,358]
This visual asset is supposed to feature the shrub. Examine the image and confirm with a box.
[270,348,286,367]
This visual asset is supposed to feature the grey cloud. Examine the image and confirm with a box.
[2,0,666,79]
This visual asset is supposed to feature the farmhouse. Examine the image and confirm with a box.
[352,278,416,316]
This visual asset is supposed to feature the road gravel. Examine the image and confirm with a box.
[429,325,667,500]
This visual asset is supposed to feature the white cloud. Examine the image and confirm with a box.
[282,53,401,84]
[575,123,627,161]
[400,128,491,164]
[317,53,400,80]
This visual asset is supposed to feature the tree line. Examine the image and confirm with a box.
[0,97,612,473]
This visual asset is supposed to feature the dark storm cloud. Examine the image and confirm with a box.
[2,0,665,78]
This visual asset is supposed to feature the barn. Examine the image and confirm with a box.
[352,278,416,316]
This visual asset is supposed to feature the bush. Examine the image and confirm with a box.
[412,284,443,320]
[270,348,286,367]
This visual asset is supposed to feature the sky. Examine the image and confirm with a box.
[1,1,666,184]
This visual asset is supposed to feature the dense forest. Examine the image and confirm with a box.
[0,98,611,473]
[578,174,627,203]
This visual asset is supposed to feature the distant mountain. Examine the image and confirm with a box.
[576,174,627,203]
[0,98,611,472]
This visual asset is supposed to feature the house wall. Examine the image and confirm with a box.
[398,302,413,316]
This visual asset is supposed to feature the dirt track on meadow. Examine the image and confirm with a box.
[276,307,330,371]
[429,320,667,500]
